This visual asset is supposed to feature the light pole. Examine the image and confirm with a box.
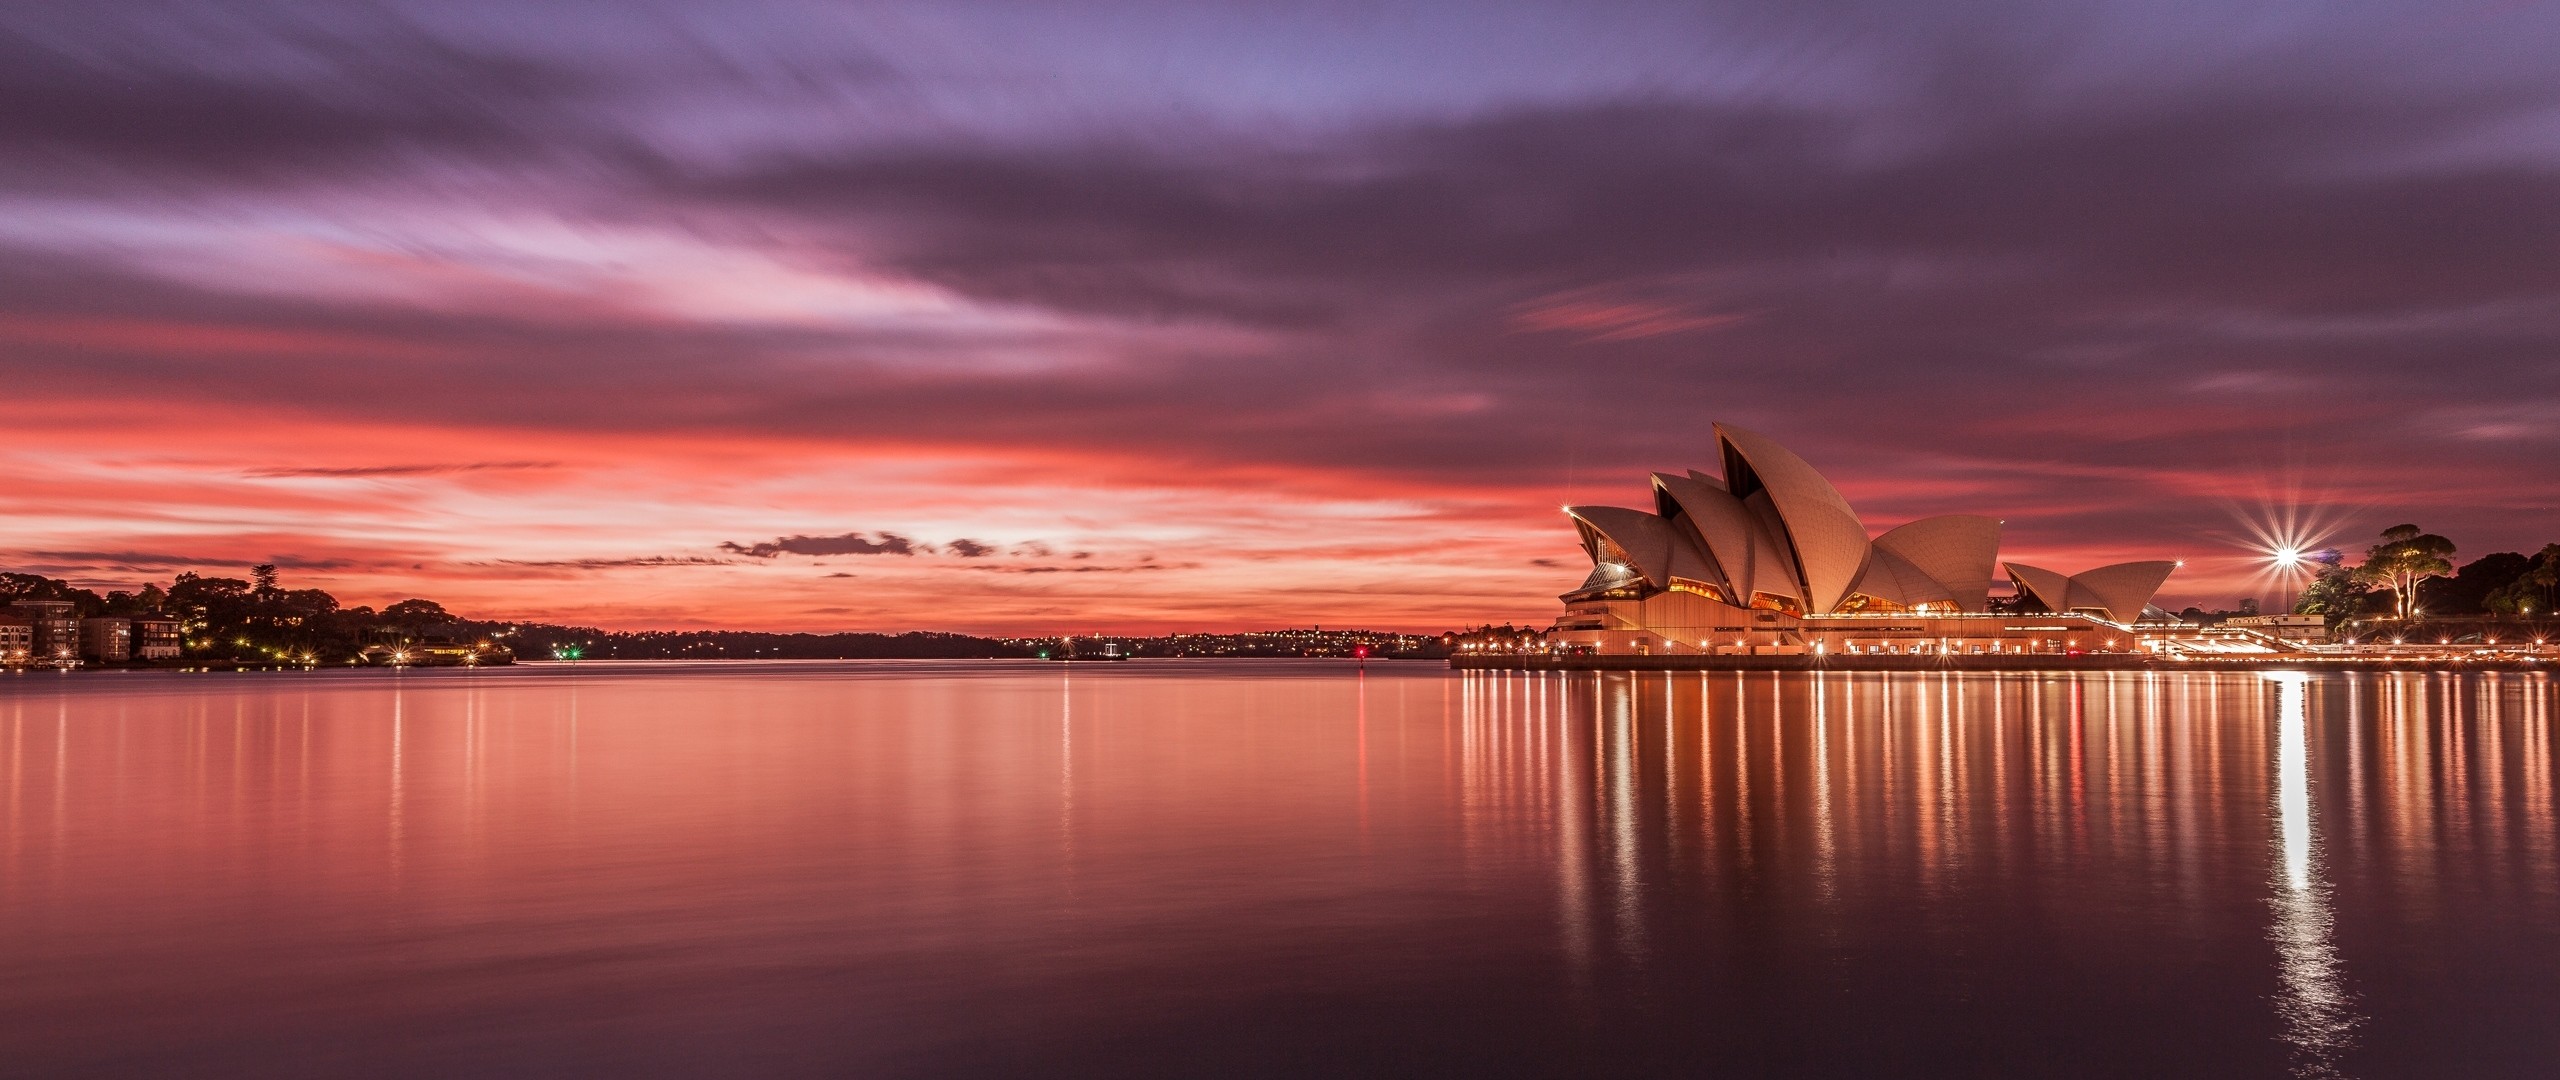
[2273,547,2304,613]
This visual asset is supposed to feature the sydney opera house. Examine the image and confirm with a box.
[1548,424,2178,656]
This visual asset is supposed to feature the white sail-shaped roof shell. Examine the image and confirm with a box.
[1648,473,1792,606]
[1650,473,1734,595]
[2065,561,2177,624]
[1852,546,1955,608]
[1650,472,1799,605]
[2004,562,2075,614]
[1872,515,2002,611]
[1740,531,1803,605]
[2004,560,2176,624]
[1567,506,1715,592]
[1715,423,1872,614]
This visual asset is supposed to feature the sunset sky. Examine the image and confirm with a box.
[5,1,2557,632]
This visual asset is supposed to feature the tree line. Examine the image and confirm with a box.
[2294,526,2560,623]
[0,566,1028,664]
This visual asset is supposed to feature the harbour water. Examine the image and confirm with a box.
[2,662,2554,1077]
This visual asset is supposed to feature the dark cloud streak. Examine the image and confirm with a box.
[250,461,560,478]
[0,21,596,189]
[490,556,732,568]
[721,533,924,558]
[17,550,358,571]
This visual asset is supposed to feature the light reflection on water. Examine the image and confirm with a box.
[2269,672,2356,1077]
[1,662,2556,1078]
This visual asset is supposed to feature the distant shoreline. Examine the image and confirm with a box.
[3,655,1455,676]
[1452,655,2555,674]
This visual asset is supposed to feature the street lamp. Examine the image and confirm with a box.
[2268,547,2307,612]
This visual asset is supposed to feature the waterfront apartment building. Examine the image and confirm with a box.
[131,614,183,660]
[80,618,132,663]
[1,602,186,665]
[10,599,82,665]
[0,614,31,664]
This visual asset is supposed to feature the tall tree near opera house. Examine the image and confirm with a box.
[2357,524,2457,621]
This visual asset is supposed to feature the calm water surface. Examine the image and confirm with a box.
[3,661,2556,1078]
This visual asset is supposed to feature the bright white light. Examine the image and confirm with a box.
[2264,670,2356,1068]
[2269,672,2312,890]
[2274,547,2303,567]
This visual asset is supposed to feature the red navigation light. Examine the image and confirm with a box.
[1353,645,1371,659]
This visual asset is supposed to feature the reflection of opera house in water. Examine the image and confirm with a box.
[1548,423,2179,657]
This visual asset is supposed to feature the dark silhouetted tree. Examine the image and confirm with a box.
[2294,563,2368,623]
[2488,544,2560,616]
[381,599,453,624]
[2357,524,2456,621]
[0,573,103,610]
[2421,551,2530,616]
